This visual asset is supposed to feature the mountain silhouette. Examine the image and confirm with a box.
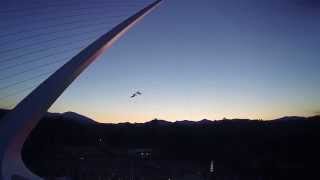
[61,111,98,125]
[0,108,320,178]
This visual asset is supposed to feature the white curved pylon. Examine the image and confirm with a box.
[0,1,162,179]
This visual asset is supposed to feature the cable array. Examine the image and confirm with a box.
[0,0,153,109]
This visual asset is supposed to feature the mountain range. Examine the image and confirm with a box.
[0,108,320,177]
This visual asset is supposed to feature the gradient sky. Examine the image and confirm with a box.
[0,0,320,123]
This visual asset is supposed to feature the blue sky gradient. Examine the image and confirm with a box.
[0,0,319,122]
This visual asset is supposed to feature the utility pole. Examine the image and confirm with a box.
[0,1,162,179]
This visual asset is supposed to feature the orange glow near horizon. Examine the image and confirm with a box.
[56,107,318,123]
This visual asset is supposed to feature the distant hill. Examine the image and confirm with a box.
[1,108,319,125]
[1,108,320,177]
[61,111,98,125]
[0,109,97,125]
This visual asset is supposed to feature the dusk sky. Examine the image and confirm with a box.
[0,0,319,123]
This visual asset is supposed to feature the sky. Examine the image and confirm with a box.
[0,0,320,123]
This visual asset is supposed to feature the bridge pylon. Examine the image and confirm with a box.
[0,1,162,179]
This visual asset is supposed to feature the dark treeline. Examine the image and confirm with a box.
[1,109,320,179]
